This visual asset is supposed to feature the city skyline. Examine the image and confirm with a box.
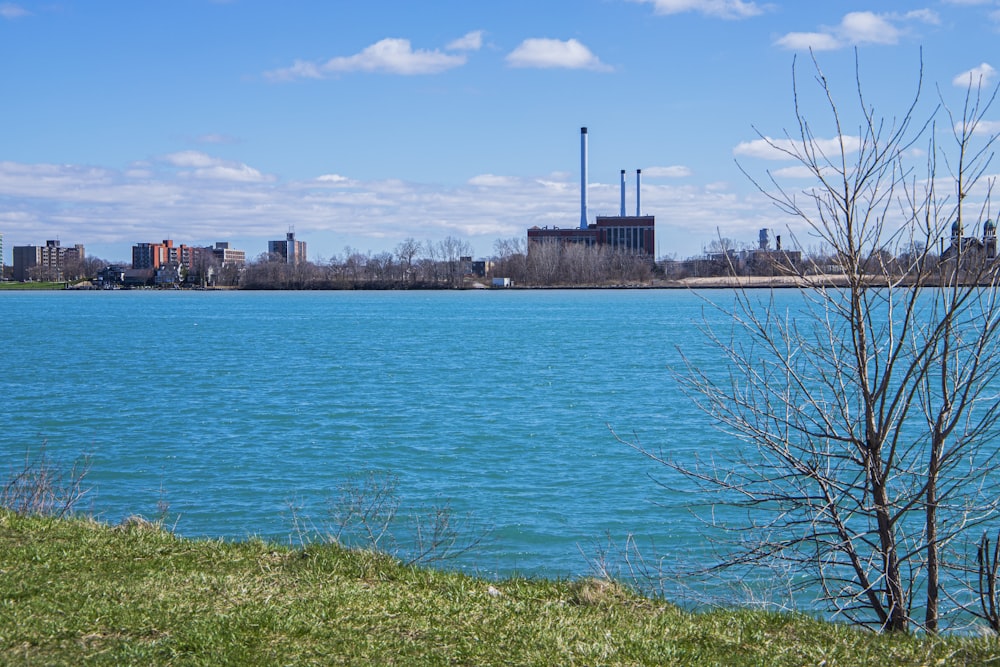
[1,1,998,264]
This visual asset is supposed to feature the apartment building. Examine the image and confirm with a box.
[12,240,85,281]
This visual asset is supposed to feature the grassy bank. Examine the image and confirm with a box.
[2,512,998,665]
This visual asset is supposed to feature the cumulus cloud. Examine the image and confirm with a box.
[839,11,901,44]
[775,10,937,51]
[953,62,997,87]
[0,3,29,19]
[265,37,469,81]
[506,38,611,71]
[628,0,767,19]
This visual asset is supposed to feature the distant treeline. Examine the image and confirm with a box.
[239,237,658,289]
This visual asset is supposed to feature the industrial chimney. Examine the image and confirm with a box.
[580,127,589,229]
[620,170,626,217]
[635,169,642,217]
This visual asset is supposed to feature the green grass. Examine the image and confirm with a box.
[2,511,999,666]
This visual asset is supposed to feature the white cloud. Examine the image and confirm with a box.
[316,174,351,184]
[630,0,767,19]
[506,38,611,71]
[165,151,218,168]
[447,30,484,52]
[775,10,934,51]
[163,151,273,183]
[321,38,466,75]
[266,60,323,81]
[953,62,997,87]
[839,11,901,44]
[902,9,940,25]
[972,120,1000,135]
[952,119,1000,136]
[774,31,843,51]
[0,156,795,261]
[469,174,520,187]
[265,37,467,81]
[770,165,818,179]
[0,3,29,19]
[642,166,692,178]
[733,135,862,160]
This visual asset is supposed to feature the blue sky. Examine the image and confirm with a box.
[1,1,998,263]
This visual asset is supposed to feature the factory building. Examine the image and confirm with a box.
[528,128,655,258]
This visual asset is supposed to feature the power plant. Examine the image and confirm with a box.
[529,127,655,257]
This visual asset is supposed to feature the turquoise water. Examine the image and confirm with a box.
[1,289,736,579]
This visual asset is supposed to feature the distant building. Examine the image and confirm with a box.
[942,218,997,262]
[269,232,307,264]
[132,239,193,270]
[96,264,127,288]
[123,268,153,287]
[154,262,182,286]
[132,240,245,285]
[745,229,802,273]
[471,259,492,277]
[209,242,246,266]
[13,240,85,281]
[528,216,656,257]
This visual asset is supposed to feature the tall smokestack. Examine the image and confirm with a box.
[635,169,642,217]
[620,170,626,217]
[580,127,589,229]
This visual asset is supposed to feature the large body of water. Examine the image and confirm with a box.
[3,289,742,581]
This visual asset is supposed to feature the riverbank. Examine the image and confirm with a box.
[0,276,846,291]
[2,512,997,665]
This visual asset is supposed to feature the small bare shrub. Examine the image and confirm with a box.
[287,470,491,566]
[1,443,91,518]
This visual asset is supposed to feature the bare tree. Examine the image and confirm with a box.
[437,236,472,287]
[627,54,1000,633]
[395,238,422,282]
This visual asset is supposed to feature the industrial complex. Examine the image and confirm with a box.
[528,127,656,258]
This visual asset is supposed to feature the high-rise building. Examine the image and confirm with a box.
[12,240,85,281]
[268,232,307,265]
[132,239,194,270]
